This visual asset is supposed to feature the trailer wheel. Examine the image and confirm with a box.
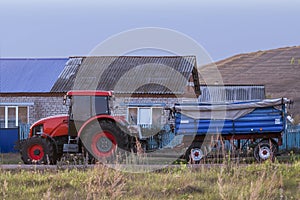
[21,137,57,164]
[185,143,204,164]
[81,120,127,164]
[254,140,277,162]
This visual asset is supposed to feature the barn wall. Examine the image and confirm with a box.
[1,94,197,126]
[0,95,68,124]
[113,96,198,125]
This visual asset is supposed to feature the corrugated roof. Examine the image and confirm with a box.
[0,58,68,93]
[51,56,200,95]
[199,85,265,102]
[50,57,83,92]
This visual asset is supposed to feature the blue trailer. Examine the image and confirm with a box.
[173,98,291,163]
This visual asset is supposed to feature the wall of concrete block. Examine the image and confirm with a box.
[0,95,68,125]
[112,96,198,125]
[1,94,198,126]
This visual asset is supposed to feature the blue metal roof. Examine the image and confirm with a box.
[0,58,68,93]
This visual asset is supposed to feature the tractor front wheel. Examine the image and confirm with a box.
[21,137,57,164]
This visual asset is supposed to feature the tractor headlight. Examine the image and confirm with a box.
[32,125,43,136]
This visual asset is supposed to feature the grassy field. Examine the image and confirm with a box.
[0,153,300,199]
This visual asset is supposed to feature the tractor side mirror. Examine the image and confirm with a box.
[63,95,67,105]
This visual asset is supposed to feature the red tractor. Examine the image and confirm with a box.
[19,90,133,164]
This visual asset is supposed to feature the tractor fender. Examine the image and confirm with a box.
[257,138,278,146]
[77,115,118,137]
[41,133,59,155]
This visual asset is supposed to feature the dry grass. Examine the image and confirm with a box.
[217,165,283,200]
[0,153,300,200]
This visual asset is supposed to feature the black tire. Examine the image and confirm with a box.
[254,139,278,162]
[80,120,128,164]
[21,137,57,164]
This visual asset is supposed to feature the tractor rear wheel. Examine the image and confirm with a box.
[21,137,57,164]
[80,120,128,164]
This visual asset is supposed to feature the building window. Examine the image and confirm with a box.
[127,107,162,128]
[0,106,29,128]
[138,108,151,125]
[18,107,28,124]
[8,107,17,128]
[0,107,4,128]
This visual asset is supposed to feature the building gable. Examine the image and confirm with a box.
[51,56,200,97]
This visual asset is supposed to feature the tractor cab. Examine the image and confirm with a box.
[64,90,113,137]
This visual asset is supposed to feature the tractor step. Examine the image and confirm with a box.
[63,144,79,153]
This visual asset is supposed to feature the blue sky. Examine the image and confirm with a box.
[0,0,299,62]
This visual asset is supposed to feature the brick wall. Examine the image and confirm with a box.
[112,96,198,125]
[1,94,198,125]
[0,95,68,124]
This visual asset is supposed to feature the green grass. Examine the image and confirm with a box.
[0,157,300,199]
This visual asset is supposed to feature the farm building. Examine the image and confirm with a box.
[51,56,201,128]
[0,56,201,152]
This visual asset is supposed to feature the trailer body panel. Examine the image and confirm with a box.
[174,99,287,136]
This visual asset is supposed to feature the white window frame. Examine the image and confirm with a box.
[127,107,162,127]
[5,106,18,128]
[0,103,33,128]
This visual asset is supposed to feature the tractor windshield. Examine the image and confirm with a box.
[69,95,110,121]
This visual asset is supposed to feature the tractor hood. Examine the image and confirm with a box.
[30,115,69,137]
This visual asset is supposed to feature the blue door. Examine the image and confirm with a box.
[0,128,19,153]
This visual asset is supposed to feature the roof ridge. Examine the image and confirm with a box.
[69,55,196,58]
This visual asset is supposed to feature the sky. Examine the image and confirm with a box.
[0,0,300,62]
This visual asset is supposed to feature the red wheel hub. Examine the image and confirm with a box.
[28,144,44,160]
[91,131,117,157]
[262,150,268,155]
